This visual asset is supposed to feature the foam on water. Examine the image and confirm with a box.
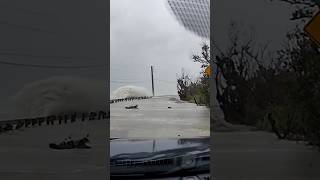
[12,76,107,118]
[112,85,150,99]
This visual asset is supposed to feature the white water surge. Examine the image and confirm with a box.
[112,85,150,99]
[12,76,107,118]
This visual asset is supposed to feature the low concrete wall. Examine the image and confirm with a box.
[109,96,152,104]
[0,110,109,133]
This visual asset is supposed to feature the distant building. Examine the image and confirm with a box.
[167,0,210,39]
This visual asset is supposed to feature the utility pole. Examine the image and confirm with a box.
[151,66,155,96]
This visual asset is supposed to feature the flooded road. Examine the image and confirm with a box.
[0,120,107,180]
[110,96,210,138]
[213,131,320,180]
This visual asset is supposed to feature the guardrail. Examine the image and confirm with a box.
[0,96,152,134]
[109,96,152,104]
[0,110,109,134]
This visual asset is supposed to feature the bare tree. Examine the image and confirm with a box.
[176,69,191,101]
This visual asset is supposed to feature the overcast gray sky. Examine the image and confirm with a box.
[212,0,295,50]
[111,0,206,96]
[111,0,296,97]
[0,0,106,118]
[0,0,298,117]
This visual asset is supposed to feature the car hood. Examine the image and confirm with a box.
[110,137,210,158]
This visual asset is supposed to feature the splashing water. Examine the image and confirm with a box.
[12,76,107,118]
[112,86,150,99]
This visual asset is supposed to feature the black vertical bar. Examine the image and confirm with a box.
[151,66,155,96]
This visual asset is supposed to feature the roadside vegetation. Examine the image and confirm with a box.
[177,43,210,107]
[178,0,320,149]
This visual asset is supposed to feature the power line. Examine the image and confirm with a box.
[0,59,107,69]
[110,80,147,84]
[155,78,177,84]
[111,78,148,81]
[0,52,96,60]
[0,21,56,34]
